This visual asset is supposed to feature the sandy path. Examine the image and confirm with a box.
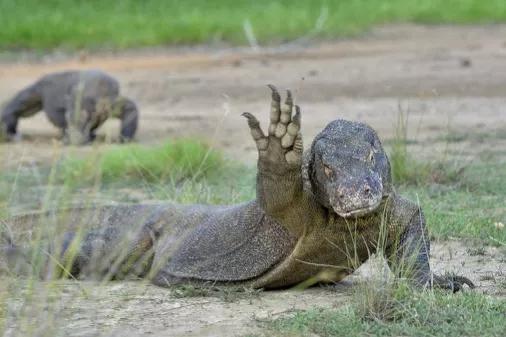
[1,24,506,165]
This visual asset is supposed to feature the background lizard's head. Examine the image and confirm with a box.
[308,119,392,218]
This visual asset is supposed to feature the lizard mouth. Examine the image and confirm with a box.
[335,200,382,218]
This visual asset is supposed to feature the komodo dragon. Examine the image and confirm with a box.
[0,70,138,144]
[1,86,474,292]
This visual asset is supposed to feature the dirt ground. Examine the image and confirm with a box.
[1,24,506,336]
[2,240,504,337]
[2,24,506,165]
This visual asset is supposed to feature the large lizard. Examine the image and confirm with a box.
[0,70,138,144]
[1,86,473,291]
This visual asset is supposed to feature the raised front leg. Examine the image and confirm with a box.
[386,204,475,292]
[242,85,305,225]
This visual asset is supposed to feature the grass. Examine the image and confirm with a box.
[271,284,506,337]
[399,160,506,245]
[1,0,506,50]
[387,105,506,245]
[60,139,224,184]
[389,105,468,187]
[272,250,504,337]
[0,139,254,216]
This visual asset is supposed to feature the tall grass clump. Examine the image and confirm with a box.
[388,105,467,187]
[389,104,411,184]
[60,139,224,185]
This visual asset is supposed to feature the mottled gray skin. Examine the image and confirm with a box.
[1,86,473,292]
[0,70,138,144]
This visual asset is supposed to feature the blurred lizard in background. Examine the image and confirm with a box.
[0,70,138,144]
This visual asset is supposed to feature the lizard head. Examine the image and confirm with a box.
[308,119,392,218]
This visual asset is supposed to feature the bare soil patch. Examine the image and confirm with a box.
[1,24,506,165]
[2,240,503,337]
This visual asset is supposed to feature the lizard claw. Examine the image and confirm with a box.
[242,112,267,151]
[241,112,259,127]
[267,84,281,102]
[433,273,475,293]
[244,85,303,164]
[267,84,281,135]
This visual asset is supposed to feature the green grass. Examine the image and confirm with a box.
[1,0,506,50]
[388,105,468,187]
[60,139,224,185]
[271,287,506,337]
[399,159,506,245]
[387,105,506,246]
[0,139,254,216]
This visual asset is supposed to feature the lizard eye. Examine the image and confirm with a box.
[323,164,333,178]
[367,150,375,165]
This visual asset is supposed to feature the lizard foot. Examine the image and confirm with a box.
[433,273,475,293]
[242,84,303,167]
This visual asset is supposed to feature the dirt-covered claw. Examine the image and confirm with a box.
[285,133,303,165]
[433,273,475,293]
[242,112,268,151]
[281,105,301,148]
[280,90,293,124]
[449,275,476,293]
[268,84,281,135]
[293,132,303,154]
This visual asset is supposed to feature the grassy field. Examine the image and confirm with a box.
[1,0,506,50]
[270,286,506,337]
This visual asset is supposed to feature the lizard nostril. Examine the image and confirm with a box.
[364,185,371,196]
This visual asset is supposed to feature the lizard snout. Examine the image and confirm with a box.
[331,176,383,218]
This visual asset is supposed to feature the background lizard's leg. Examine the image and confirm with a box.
[1,81,43,140]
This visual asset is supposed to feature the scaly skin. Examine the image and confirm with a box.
[0,70,138,144]
[1,86,474,292]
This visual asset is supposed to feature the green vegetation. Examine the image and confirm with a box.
[387,106,506,245]
[60,139,223,184]
[403,162,506,244]
[391,150,506,244]
[272,284,506,337]
[0,139,253,215]
[1,0,506,50]
[389,105,467,187]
